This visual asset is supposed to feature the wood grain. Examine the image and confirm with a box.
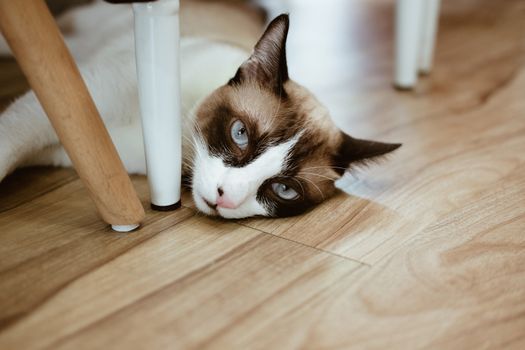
[0,167,77,213]
[0,0,145,226]
[0,176,195,330]
[0,0,524,348]
[242,67,525,264]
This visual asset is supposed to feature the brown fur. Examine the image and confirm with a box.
[192,14,400,217]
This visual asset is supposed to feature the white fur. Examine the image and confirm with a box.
[191,134,300,218]
[0,1,298,219]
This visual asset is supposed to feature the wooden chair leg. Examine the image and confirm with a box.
[133,1,182,211]
[0,0,145,231]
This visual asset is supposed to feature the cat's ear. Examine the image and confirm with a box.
[228,14,290,94]
[332,133,402,175]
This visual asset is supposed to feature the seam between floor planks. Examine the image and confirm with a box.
[0,214,192,330]
[193,262,366,350]
[0,198,197,330]
[44,235,270,349]
[236,221,372,267]
[1,209,368,339]
[0,173,78,214]
[31,228,368,350]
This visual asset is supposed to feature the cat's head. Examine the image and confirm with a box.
[190,14,400,219]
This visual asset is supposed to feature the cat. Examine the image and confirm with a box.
[0,0,400,219]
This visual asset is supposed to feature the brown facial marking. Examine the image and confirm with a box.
[191,14,401,218]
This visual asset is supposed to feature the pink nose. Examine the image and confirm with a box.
[216,195,237,209]
[216,187,238,209]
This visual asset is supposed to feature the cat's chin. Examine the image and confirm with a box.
[192,191,219,216]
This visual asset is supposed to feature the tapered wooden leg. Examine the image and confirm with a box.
[394,0,424,89]
[133,0,182,211]
[0,0,145,230]
[418,0,441,74]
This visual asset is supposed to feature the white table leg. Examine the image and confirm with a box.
[394,0,424,89]
[133,0,182,211]
[418,0,441,74]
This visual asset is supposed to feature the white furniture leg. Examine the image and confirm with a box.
[418,0,441,74]
[394,0,424,89]
[133,0,182,211]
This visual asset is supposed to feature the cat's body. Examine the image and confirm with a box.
[0,1,259,176]
[0,0,400,219]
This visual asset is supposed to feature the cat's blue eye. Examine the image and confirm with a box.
[272,182,299,200]
[231,120,248,149]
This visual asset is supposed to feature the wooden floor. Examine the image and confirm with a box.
[1,0,525,349]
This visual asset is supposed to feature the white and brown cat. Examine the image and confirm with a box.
[0,0,400,219]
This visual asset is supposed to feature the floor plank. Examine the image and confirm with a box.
[1,0,524,348]
[229,179,525,350]
[0,176,195,329]
[0,218,363,350]
[242,68,525,264]
[0,167,77,213]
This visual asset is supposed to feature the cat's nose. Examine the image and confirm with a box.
[216,188,238,209]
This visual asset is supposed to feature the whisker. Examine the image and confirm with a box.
[279,175,306,197]
[291,177,306,197]
[295,175,325,201]
[301,165,348,172]
[182,135,197,150]
[297,172,338,182]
